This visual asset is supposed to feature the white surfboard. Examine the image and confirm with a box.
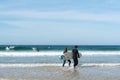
[64,52,73,60]
[60,52,82,60]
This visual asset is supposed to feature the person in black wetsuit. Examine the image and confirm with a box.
[72,45,80,69]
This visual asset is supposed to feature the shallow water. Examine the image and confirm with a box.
[0,66,120,80]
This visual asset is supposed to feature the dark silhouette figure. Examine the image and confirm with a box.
[36,48,39,52]
[72,45,80,69]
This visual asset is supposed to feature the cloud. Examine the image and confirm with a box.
[1,21,43,28]
[1,10,120,23]
[0,0,120,23]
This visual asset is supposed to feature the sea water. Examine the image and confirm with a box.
[0,45,120,67]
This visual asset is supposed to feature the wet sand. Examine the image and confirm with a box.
[0,66,120,80]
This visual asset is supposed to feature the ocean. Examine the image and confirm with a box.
[1,45,120,80]
[0,45,120,67]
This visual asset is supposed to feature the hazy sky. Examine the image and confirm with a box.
[0,0,120,45]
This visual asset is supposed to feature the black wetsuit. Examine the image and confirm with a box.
[72,48,80,67]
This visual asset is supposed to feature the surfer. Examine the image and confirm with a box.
[62,48,71,67]
[32,48,39,52]
[36,48,39,52]
[72,45,80,69]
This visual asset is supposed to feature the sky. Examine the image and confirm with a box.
[0,0,120,45]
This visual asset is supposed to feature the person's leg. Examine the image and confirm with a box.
[68,60,71,66]
[62,60,66,67]
[73,58,78,68]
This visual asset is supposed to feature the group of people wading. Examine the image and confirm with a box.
[62,45,82,70]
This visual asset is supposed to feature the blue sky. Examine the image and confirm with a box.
[0,0,120,45]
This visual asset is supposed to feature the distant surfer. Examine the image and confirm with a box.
[62,48,71,67]
[32,48,39,52]
[6,46,10,51]
[5,46,14,51]
[36,48,39,52]
[72,45,80,69]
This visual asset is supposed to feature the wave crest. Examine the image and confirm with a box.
[0,51,120,57]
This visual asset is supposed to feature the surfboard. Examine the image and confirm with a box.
[64,52,73,60]
[60,52,82,60]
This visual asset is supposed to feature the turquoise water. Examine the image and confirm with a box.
[0,45,120,66]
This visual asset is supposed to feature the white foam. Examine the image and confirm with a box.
[0,63,62,67]
[0,51,120,57]
[0,63,119,67]
[0,52,62,57]
[81,63,120,67]
[81,51,120,56]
